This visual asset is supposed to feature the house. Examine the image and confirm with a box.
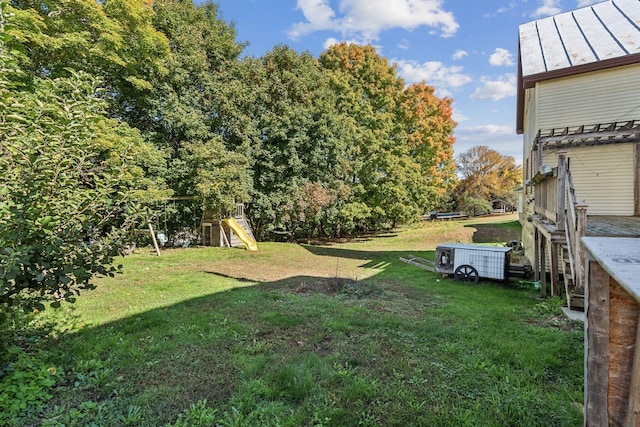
[516,0,640,307]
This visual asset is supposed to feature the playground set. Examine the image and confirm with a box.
[200,203,257,251]
[139,202,257,255]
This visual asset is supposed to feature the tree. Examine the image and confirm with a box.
[247,45,351,239]
[145,0,254,232]
[398,82,457,206]
[0,5,164,309]
[7,0,170,107]
[454,145,522,212]
[320,43,458,228]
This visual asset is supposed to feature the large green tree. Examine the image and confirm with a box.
[320,43,457,227]
[247,45,352,239]
[0,3,164,309]
[144,0,252,228]
[7,0,170,105]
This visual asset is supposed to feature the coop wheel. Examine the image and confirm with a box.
[454,265,479,284]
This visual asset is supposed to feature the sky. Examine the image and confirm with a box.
[204,0,607,164]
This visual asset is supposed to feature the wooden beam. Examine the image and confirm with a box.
[167,196,196,201]
[538,130,640,144]
[556,153,566,231]
[550,242,560,296]
[585,260,610,426]
[635,143,639,216]
[147,220,161,257]
[534,228,541,284]
[608,280,640,426]
[540,233,548,297]
[624,314,640,426]
[575,204,588,294]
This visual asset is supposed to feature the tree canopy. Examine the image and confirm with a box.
[1,0,463,308]
[454,145,522,213]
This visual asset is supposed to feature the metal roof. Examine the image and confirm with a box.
[436,244,512,253]
[516,0,640,134]
[519,0,640,77]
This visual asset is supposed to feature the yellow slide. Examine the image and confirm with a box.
[223,217,258,251]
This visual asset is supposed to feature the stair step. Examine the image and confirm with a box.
[570,294,585,310]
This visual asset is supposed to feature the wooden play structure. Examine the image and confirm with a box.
[201,203,257,251]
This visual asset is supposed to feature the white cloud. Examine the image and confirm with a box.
[289,0,338,38]
[533,0,562,17]
[457,124,514,138]
[395,59,473,90]
[470,74,517,101]
[398,39,410,50]
[497,2,518,14]
[452,108,468,123]
[288,0,459,44]
[489,48,514,66]
[452,49,468,60]
[484,2,518,17]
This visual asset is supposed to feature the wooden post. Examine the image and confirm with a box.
[147,220,161,257]
[534,228,541,283]
[585,259,610,426]
[220,220,231,248]
[608,280,640,426]
[635,143,639,216]
[539,234,547,297]
[583,237,640,426]
[556,152,566,231]
[537,140,543,173]
[550,242,560,296]
[575,203,588,293]
[625,315,640,426]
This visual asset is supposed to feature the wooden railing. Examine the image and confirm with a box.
[532,152,588,299]
[534,173,558,222]
[561,154,588,294]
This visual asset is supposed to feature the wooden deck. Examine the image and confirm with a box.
[586,215,640,238]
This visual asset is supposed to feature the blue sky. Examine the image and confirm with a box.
[205,0,606,163]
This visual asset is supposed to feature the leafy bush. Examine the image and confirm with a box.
[0,3,165,311]
[458,194,492,217]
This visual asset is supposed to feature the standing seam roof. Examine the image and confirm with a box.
[519,0,640,77]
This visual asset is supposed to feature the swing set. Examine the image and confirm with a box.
[133,199,257,256]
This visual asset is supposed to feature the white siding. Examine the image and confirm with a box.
[537,64,640,130]
[541,144,635,215]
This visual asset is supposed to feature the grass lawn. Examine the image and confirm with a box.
[9,214,584,426]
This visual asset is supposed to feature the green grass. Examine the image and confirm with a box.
[4,215,584,426]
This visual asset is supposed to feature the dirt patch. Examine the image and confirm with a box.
[470,224,521,244]
[291,278,384,299]
[527,314,582,331]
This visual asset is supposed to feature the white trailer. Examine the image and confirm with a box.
[436,244,511,283]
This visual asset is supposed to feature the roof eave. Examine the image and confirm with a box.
[516,52,640,135]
